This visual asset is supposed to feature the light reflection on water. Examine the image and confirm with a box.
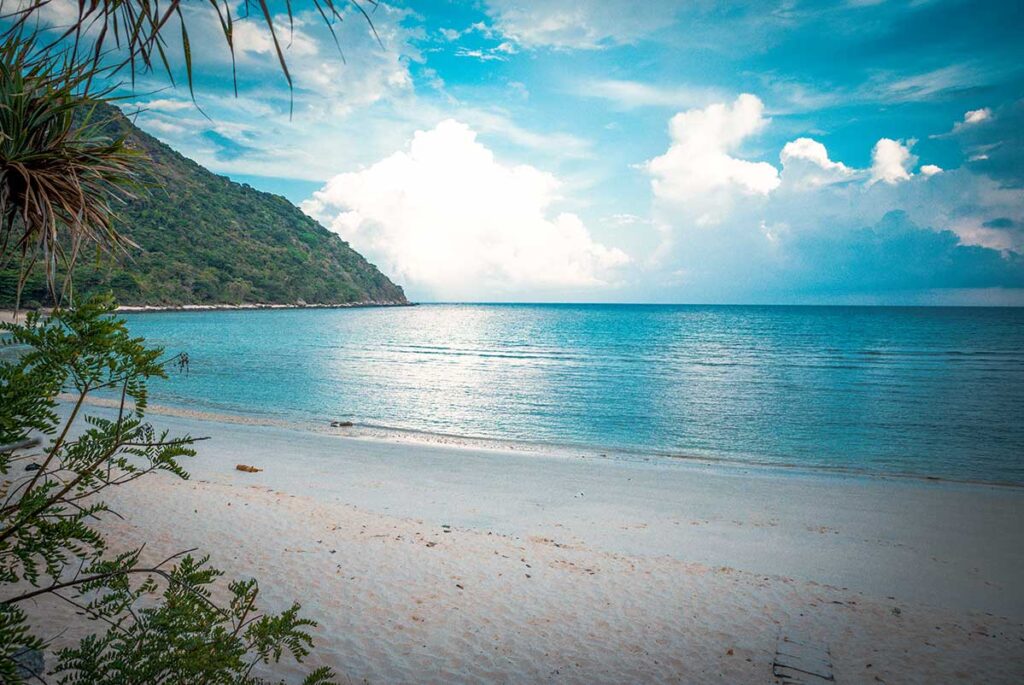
[120,304,1024,483]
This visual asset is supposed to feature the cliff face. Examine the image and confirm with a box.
[2,105,408,307]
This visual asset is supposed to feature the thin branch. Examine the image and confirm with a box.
[1,547,229,622]
[51,589,126,634]
[0,433,132,543]
[18,384,90,503]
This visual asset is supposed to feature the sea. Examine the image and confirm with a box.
[119,304,1024,485]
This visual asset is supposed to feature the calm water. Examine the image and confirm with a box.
[121,304,1024,484]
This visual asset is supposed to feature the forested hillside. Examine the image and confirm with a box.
[1,105,407,307]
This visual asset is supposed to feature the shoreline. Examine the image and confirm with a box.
[1,300,414,322]
[116,300,415,313]
[63,394,1024,491]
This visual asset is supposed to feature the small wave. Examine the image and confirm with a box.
[60,394,1024,490]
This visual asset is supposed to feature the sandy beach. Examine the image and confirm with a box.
[0,310,29,324]
[15,408,1024,684]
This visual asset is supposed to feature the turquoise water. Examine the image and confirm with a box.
[121,304,1024,484]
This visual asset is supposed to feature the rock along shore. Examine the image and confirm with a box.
[115,300,415,313]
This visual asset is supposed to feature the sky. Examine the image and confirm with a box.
[33,0,1024,303]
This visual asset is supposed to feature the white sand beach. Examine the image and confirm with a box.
[18,410,1024,683]
[0,310,29,324]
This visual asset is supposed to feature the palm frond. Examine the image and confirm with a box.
[0,33,140,308]
[1,0,382,103]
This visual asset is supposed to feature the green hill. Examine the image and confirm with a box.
[1,105,408,308]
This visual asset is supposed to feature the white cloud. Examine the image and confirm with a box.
[506,81,530,99]
[455,48,507,61]
[949,220,1019,252]
[963,108,992,125]
[644,94,780,214]
[186,4,415,114]
[19,0,82,30]
[933,107,997,139]
[302,120,628,300]
[131,98,193,113]
[232,18,320,58]
[764,65,1002,117]
[454,42,518,61]
[140,118,187,135]
[780,137,856,188]
[456,108,593,159]
[484,0,676,49]
[637,94,1024,301]
[575,79,724,109]
[868,65,981,103]
[603,213,646,227]
[124,2,597,183]
[946,107,994,135]
[119,3,430,182]
[870,138,916,185]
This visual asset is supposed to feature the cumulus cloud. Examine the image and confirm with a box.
[963,108,993,126]
[302,120,628,300]
[933,107,996,137]
[644,94,780,217]
[951,99,1024,187]
[870,138,916,184]
[779,138,856,188]
[639,96,1023,302]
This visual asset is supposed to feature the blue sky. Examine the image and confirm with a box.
[57,1,1024,302]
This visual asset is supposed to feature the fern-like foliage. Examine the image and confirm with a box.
[0,297,336,684]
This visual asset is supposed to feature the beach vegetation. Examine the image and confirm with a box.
[0,3,368,679]
[0,297,336,683]
[2,0,379,106]
[0,36,139,309]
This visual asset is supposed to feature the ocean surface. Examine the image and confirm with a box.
[119,304,1024,484]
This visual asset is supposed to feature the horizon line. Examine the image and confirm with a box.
[415,301,1024,308]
